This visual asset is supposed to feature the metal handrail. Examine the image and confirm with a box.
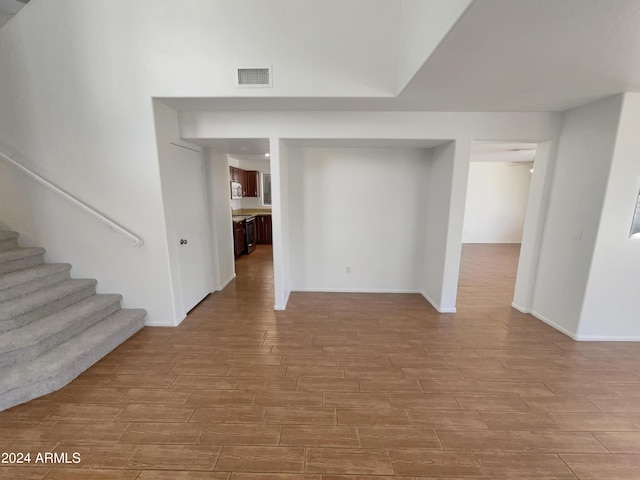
[0,148,144,247]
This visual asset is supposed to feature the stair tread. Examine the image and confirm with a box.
[0,309,146,396]
[0,231,18,241]
[0,230,146,411]
[0,294,123,355]
[0,278,97,321]
[0,247,45,263]
[0,263,71,291]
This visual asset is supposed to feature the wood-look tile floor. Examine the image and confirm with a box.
[2,243,640,479]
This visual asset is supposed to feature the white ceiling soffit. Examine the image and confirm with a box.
[282,139,451,149]
[470,142,537,163]
[185,137,451,153]
[186,138,270,155]
[161,0,640,113]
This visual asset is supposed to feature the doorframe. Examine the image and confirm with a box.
[160,140,216,326]
[452,139,556,313]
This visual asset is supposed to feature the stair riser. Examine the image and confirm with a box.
[0,300,122,368]
[0,254,44,275]
[0,271,71,303]
[0,313,145,410]
[0,286,96,333]
[0,238,18,252]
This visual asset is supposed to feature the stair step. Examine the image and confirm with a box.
[0,247,45,275]
[0,231,18,252]
[0,278,97,333]
[0,308,146,410]
[0,263,72,302]
[0,294,123,368]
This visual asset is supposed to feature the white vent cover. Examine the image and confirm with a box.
[237,67,272,88]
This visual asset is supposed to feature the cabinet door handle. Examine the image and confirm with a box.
[180,239,188,245]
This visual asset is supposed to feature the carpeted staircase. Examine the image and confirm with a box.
[0,229,145,411]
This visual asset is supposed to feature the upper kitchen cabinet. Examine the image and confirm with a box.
[230,166,244,185]
[244,171,260,197]
[229,166,260,198]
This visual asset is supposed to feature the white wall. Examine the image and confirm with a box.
[288,147,429,293]
[532,95,624,337]
[205,149,235,290]
[271,139,291,309]
[152,101,189,325]
[462,162,532,243]
[512,141,557,313]
[0,0,409,324]
[578,93,640,339]
[420,142,456,310]
[181,110,560,311]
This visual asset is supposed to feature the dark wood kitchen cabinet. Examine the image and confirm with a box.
[233,220,245,258]
[244,170,259,197]
[230,166,244,185]
[256,214,272,244]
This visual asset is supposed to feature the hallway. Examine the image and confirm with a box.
[1,245,640,478]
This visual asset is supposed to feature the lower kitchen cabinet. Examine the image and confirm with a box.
[256,214,272,244]
[233,221,245,257]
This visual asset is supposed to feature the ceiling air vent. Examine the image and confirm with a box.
[237,67,272,88]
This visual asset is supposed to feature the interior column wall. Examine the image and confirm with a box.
[531,95,624,337]
[512,141,557,313]
[205,148,235,290]
[420,141,457,312]
[578,93,640,339]
[271,138,291,309]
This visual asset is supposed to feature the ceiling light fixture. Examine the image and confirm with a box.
[265,153,270,157]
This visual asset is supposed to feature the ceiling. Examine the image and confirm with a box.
[161,0,640,113]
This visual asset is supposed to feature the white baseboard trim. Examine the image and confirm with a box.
[219,274,236,290]
[511,302,530,314]
[274,288,291,311]
[462,241,522,244]
[291,288,421,294]
[144,320,175,327]
[530,310,578,340]
[571,334,640,342]
[420,290,456,313]
[438,307,457,313]
[530,311,640,342]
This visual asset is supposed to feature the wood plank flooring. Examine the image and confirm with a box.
[2,243,640,479]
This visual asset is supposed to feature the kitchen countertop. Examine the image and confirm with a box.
[232,209,272,217]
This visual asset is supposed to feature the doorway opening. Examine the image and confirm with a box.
[457,141,537,313]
